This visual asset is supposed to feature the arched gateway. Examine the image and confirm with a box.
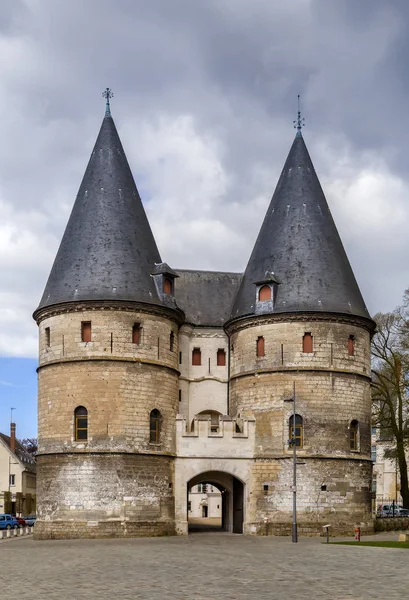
[187,471,244,534]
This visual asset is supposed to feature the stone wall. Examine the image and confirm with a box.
[34,453,175,539]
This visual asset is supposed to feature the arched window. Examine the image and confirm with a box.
[303,332,313,353]
[256,336,265,357]
[289,414,303,448]
[163,278,173,294]
[258,285,271,301]
[350,420,359,450]
[150,409,161,443]
[75,406,88,441]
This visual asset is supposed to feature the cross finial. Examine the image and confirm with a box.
[102,88,114,117]
[293,94,305,137]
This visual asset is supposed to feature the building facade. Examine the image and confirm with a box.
[33,96,375,539]
[0,424,36,515]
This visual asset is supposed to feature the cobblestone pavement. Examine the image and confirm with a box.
[1,532,407,600]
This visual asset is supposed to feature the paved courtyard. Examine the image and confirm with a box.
[1,531,407,599]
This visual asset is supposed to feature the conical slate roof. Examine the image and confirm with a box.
[37,110,164,312]
[230,133,370,321]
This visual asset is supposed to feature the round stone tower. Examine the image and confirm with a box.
[225,129,375,535]
[33,94,183,539]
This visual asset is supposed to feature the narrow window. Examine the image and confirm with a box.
[289,414,303,448]
[179,390,182,402]
[45,327,50,347]
[348,335,355,356]
[258,285,271,301]
[9,474,15,486]
[163,278,173,294]
[179,351,182,364]
[217,348,226,366]
[256,336,265,357]
[132,323,141,345]
[303,332,313,353]
[149,409,160,443]
[170,331,174,352]
[81,321,91,343]
[192,348,201,366]
[350,420,359,450]
[371,445,377,462]
[75,406,88,441]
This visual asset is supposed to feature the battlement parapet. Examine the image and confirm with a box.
[175,414,255,458]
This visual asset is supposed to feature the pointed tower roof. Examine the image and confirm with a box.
[230,132,371,322]
[36,92,165,313]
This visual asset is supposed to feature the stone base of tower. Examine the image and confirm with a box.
[34,453,176,540]
[247,457,373,537]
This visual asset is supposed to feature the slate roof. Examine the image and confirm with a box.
[36,113,165,312]
[0,434,36,473]
[175,270,243,326]
[230,133,371,322]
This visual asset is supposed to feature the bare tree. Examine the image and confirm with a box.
[371,310,409,508]
[18,438,38,454]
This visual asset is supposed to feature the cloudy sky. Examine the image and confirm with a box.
[1,0,409,436]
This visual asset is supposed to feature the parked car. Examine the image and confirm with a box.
[0,514,19,530]
[15,517,27,527]
[23,516,36,527]
[377,504,409,517]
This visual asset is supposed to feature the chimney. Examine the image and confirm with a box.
[10,422,16,453]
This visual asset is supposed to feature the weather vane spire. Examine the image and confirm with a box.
[102,87,114,117]
[293,94,305,136]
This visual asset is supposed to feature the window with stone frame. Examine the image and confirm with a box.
[350,420,359,451]
[348,335,355,356]
[75,406,88,441]
[132,323,141,345]
[303,332,313,353]
[192,348,201,366]
[81,321,91,343]
[289,414,303,448]
[149,409,161,443]
[258,285,272,301]
[163,278,173,294]
[217,348,226,366]
[170,331,175,352]
[256,336,265,357]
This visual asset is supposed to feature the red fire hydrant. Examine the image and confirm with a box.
[354,527,361,541]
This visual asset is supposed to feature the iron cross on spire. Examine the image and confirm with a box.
[293,94,305,136]
[102,87,114,117]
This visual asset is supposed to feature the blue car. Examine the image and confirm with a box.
[0,514,19,530]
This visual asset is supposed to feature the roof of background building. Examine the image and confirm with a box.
[36,112,166,313]
[230,133,371,322]
[0,434,36,473]
[175,270,242,326]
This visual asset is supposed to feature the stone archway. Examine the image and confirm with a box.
[187,471,244,534]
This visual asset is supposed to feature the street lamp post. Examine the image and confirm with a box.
[285,381,298,543]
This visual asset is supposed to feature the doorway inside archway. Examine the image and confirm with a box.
[187,471,244,534]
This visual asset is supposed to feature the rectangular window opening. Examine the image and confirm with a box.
[263,484,269,492]
[192,348,201,366]
[217,348,226,366]
[179,390,182,402]
[132,323,141,345]
[179,351,182,364]
[81,321,91,343]
[303,332,313,353]
[348,335,355,356]
[170,331,175,352]
[9,474,15,486]
[256,336,265,357]
[45,327,50,347]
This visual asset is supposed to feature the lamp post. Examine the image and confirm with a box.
[284,381,298,543]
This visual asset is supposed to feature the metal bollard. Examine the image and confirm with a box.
[322,524,330,543]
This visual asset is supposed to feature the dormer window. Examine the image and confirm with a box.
[258,285,271,301]
[163,278,173,294]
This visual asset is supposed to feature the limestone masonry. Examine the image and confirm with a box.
[33,95,375,539]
